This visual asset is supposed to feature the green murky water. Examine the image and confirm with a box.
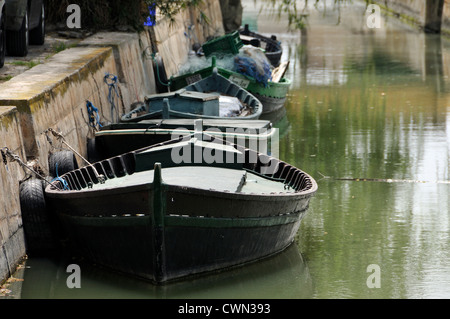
[3,1,450,299]
[270,1,450,298]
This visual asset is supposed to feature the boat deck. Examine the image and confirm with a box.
[90,166,292,194]
[99,119,272,132]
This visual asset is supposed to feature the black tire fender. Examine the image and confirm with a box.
[87,137,102,163]
[48,150,79,178]
[153,55,169,93]
[19,178,58,256]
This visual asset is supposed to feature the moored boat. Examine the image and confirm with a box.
[170,57,290,114]
[44,122,317,284]
[239,24,283,67]
[121,68,262,122]
[87,118,277,162]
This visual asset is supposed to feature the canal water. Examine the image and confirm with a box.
[3,1,450,299]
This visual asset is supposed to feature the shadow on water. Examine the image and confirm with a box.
[12,243,312,299]
[260,105,291,139]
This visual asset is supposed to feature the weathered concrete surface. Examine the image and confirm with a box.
[0,34,82,84]
[0,47,120,166]
[79,31,157,105]
[154,0,225,77]
[442,2,450,36]
[372,0,447,34]
[0,31,156,168]
[0,107,26,284]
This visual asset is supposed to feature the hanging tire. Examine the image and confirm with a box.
[48,150,78,178]
[19,178,58,257]
[153,55,169,93]
[87,137,102,163]
[6,9,28,57]
[29,2,45,45]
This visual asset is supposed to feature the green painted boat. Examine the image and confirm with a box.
[170,57,291,114]
[44,121,317,284]
[239,24,283,67]
[121,68,262,122]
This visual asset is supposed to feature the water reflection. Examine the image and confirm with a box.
[255,0,450,298]
[13,244,312,299]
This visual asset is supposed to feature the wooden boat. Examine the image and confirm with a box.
[44,122,317,284]
[239,24,283,67]
[121,68,262,122]
[87,118,277,162]
[170,57,291,114]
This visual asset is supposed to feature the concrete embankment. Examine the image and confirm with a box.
[371,0,450,35]
[0,0,225,285]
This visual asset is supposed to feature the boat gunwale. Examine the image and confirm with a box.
[45,167,317,201]
[45,135,318,201]
[93,127,277,140]
[122,71,263,122]
[238,27,283,54]
[170,64,291,94]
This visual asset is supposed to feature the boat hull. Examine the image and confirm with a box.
[55,210,306,283]
[253,92,287,114]
[45,135,317,284]
[47,182,311,283]
[239,25,283,67]
[123,70,263,122]
[89,119,276,160]
[170,64,290,114]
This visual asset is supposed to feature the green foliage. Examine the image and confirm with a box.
[45,0,205,31]
[9,60,40,68]
[51,41,68,53]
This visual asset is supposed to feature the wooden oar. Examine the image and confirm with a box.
[271,61,289,83]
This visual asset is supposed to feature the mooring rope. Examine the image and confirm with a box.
[335,177,450,184]
[86,100,102,131]
[317,172,449,184]
[1,147,53,187]
[104,73,120,123]
[44,128,105,184]
[51,163,70,190]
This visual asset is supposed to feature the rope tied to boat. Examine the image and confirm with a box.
[0,147,53,186]
[104,73,120,123]
[86,100,103,131]
[44,128,106,184]
[51,163,70,190]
